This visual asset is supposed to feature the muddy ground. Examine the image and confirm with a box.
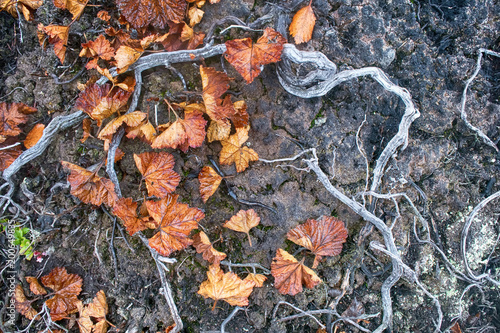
[1,0,500,332]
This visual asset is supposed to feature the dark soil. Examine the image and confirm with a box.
[1,0,500,332]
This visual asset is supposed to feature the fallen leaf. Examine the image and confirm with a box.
[78,290,108,333]
[341,297,364,320]
[24,123,45,149]
[98,111,147,140]
[126,120,157,143]
[219,126,259,173]
[198,264,255,310]
[224,27,286,83]
[230,100,249,128]
[53,0,88,20]
[134,152,181,198]
[160,22,205,51]
[200,66,234,123]
[198,166,222,203]
[39,24,70,64]
[193,231,227,264]
[289,0,316,44]
[146,194,205,256]
[41,267,83,321]
[112,197,149,235]
[97,10,111,21]
[116,0,187,29]
[206,120,231,142]
[188,6,204,26]
[287,216,348,268]
[223,209,260,246]
[115,45,143,74]
[450,322,462,333]
[80,118,92,143]
[79,35,115,61]
[1,0,42,21]
[271,248,321,296]
[13,285,39,320]
[25,276,47,295]
[244,273,267,288]
[0,143,22,171]
[0,102,37,138]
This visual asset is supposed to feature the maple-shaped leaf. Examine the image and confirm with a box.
[151,109,207,152]
[224,27,286,83]
[53,0,88,20]
[38,24,70,64]
[26,276,47,295]
[200,66,234,124]
[0,142,22,171]
[112,197,149,235]
[61,161,118,207]
[198,166,222,203]
[289,0,316,44]
[97,10,111,21]
[198,264,256,310]
[207,120,231,142]
[77,290,108,333]
[41,267,83,321]
[230,100,249,128]
[0,102,37,139]
[1,0,42,21]
[24,123,45,149]
[126,119,157,143]
[146,194,205,256]
[193,231,227,264]
[98,111,147,140]
[159,21,205,52]
[271,249,321,296]
[223,209,260,246]
[134,152,181,198]
[13,285,39,320]
[244,273,267,288]
[79,35,115,60]
[219,126,259,173]
[116,0,187,29]
[75,83,131,126]
[287,216,348,268]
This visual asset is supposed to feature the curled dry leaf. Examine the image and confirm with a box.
[271,248,321,296]
[115,45,143,74]
[97,10,111,21]
[160,22,205,51]
[41,267,83,321]
[116,0,187,29]
[25,276,47,295]
[287,216,348,268]
[244,273,267,288]
[80,118,92,143]
[126,120,157,143]
[198,166,222,203]
[192,231,227,264]
[146,194,205,256]
[112,197,149,235]
[53,0,88,20]
[198,264,256,310]
[14,285,39,320]
[98,111,147,140]
[1,0,42,21]
[77,290,108,333]
[200,66,233,124]
[219,126,259,173]
[79,35,115,61]
[224,27,286,83]
[230,100,249,128]
[24,123,45,149]
[223,209,260,247]
[134,152,181,198]
[207,120,230,142]
[289,1,316,44]
[0,102,37,139]
[38,24,70,64]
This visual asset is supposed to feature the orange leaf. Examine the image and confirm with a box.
[287,216,348,268]
[188,6,204,26]
[112,197,148,235]
[115,45,143,74]
[198,166,222,203]
[224,27,286,83]
[134,152,181,198]
[39,24,70,64]
[1,0,42,21]
[450,322,462,333]
[230,100,249,128]
[193,231,227,265]
[98,111,147,140]
[53,0,88,20]
[200,66,234,124]
[13,285,39,320]
[197,264,255,309]
[219,126,259,173]
[126,120,157,143]
[289,1,316,44]
[116,0,187,29]
[25,276,47,295]
[78,290,108,333]
[41,267,83,321]
[146,194,204,256]
[244,273,267,288]
[0,102,37,138]
[271,249,321,296]
[24,123,44,149]
[79,35,115,60]
[223,209,260,247]
[0,143,22,171]
[97,10,111,21]
[160,22,205,51]
[75,83,132,126]
[80,118,92,143]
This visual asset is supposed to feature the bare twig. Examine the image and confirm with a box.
[221,306,245,333]
[220,260,270,275]
[273,301,326,329]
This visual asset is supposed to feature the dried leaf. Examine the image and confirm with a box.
[287,216,348,268]
[230,100,249,128]
[1,0,42,20]
[78,290,108,333]
[126,120,157,143]
[198,264,255,310]
[206,120,231,142]
[13,285,39,320]
[219,126,259,173]
[116,0,187,29]
[39,24,70,64]
[79,35,115,60]
[198,166,222,203]
[115,45,143,74]
[244,273,267,288]
[80,118,92,143]
[188,6,204,26]
[193,231,227,264]
[146,194,205,256]
[224,27,286,83]
[53,0,88,20]
[0,143,22,171]
[223,209,260,246]
[289,1,316,44]
[271,249,321,296]
[25,276,47,295]
[341,298,364,319]
[41,267,83,321]
[200,66,234,123]
[75,83,131,126]
[97,10,111,21]
[134,152,181,198]
[24,123,45,149]
[98,111,147,140]
[112,197,148,235]
[0,102,37,138]
[160,22,205,51]
[450,322,462,333]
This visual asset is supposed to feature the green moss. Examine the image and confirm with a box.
[310,108,325,129]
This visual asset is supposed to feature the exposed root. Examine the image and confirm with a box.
[220,306,244,333]
[220,260,270,275]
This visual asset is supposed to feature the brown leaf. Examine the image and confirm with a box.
[188,6,204,26]
[223,209,260,247]
[198,166,222,203]
[80,118,92,143]
[289,1,316,44]
[78,290,108,333]
[200,66,233,124]
[75,83,132,126]
[97,10,111,21]
[271,249,321,296]
[198,264,255,310]
[126,120,157,143]
[13,285,39,320]
[341,297,364,319]
[115,45,143,74]
[39,24,70,64]
[193,231,227,264]
[219,126,259,173]
[112,197,148,235]
[98,111,147,140]
[134,152,181,198]
[25,276,47,295]
[79,35,115,60]
[116,0,187,29]
[287,216,348,268]
[0,142,22,171]
[206,120,230,142]
[224,27,286,83]
[244,273,267,288]
[53,0,88,20]
[146,194,205,256]
[41,267,83,321]
[230,100,249,128]
[24,123,45,149]
[0,102,37,138]
[160,22,205,51]
[450,322,462,333]
[1,0,42,20]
